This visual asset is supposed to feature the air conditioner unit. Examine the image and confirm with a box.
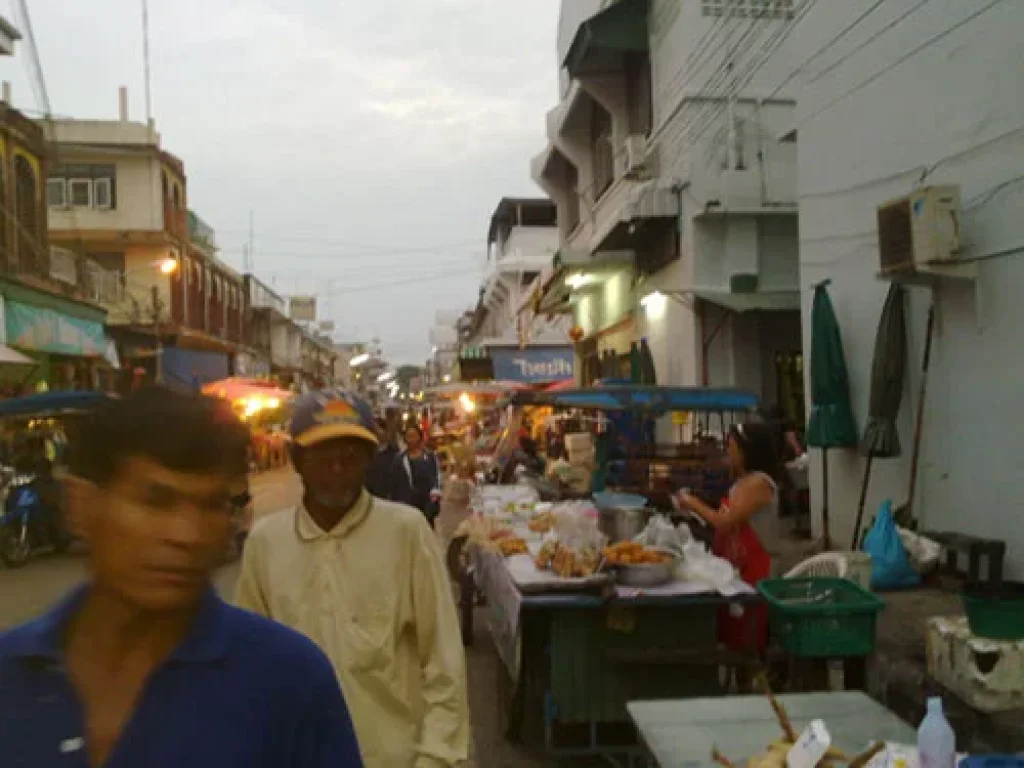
[624,134,648,177]
[877,185,965,277]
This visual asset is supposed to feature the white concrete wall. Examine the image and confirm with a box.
[48,152,164,232]
[792,0,1024,575]
[498,225,559,270]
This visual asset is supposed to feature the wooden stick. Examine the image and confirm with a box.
[712,747,740,768]
[758,674,798,743]
[848,742,886,768]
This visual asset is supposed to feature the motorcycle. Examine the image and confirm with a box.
[0,467,71,568]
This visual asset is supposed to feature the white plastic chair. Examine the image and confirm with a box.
[784,551,873,590]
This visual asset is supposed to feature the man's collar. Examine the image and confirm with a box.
[0,584,231,665]
[295,489,372,541]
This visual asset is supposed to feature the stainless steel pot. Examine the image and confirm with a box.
[598,506,651,544]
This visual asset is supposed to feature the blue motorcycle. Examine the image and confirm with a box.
[0,470,70,568]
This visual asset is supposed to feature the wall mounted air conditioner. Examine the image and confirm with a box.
[877,185,972,279]
[624,134,648,178]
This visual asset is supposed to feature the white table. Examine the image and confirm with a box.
[629,692,915,768]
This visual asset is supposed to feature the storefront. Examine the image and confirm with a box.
[161,346,230,392]
[233,350,271,378]
[0,280,111,393]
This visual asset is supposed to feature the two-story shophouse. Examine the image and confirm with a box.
[0,86,118,394]
[42,89,244,389]
[532,0,804,420]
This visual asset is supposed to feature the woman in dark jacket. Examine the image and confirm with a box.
[389,424,442,525]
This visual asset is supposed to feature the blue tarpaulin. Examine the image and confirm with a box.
[161,347,230,392]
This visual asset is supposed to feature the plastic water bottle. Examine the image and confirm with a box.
[918,697,956,768]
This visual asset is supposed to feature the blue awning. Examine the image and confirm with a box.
[508,385,759,414]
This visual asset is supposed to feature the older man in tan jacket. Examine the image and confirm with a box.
[235,389,469,767]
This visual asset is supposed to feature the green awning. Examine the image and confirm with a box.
[563,0,649,78]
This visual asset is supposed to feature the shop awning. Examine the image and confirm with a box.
[694,289,801,313]
[563,0,649,78]
[592,180,679,253]
[0,344,33,365]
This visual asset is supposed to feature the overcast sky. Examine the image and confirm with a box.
[4,0,560,364]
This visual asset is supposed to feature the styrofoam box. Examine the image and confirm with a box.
[564,433,593,453]
[925,615,1024,713]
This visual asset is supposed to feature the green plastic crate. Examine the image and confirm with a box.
[758,577,885,658]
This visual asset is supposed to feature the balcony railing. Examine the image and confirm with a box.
[49,246,122,305]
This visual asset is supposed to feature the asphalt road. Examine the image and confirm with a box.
[0,468,570,767]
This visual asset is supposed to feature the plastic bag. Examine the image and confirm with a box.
[635,514,692,556]
[898,526,942,574]
[863,500,920,589]
[677,539,736,591]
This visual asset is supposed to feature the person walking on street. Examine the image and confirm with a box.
[234,389,469,767]
[0,388,362,768]
[389,423,443,527]
[366,409,400,498]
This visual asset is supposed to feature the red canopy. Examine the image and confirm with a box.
[544,379,577,392]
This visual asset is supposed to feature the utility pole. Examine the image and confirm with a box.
[142,0,153,123]
[244,210,255,272]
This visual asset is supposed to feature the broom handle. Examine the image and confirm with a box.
[906,300,935,523]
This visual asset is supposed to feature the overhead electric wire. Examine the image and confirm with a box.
[682,0,822,148]
[798,0,1005,126]
[806,0,934,84]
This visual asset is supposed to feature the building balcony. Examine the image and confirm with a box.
[48,246,122,307]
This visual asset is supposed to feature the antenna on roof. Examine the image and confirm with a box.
[142,0,153,122]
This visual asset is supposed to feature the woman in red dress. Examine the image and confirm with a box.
[676,422,780,662]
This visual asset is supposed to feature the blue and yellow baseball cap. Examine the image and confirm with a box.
[289,389,379,448]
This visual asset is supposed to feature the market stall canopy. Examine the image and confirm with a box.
[425,381,530,398]
[806,281,858,448]
[507,385,759,415]
[0,390,116,418]
[201,377,293,406]
[0,344,33,365]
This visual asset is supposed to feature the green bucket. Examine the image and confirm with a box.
[961,581,1024,640]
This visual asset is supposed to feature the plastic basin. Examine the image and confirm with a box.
[961,581,1024,640]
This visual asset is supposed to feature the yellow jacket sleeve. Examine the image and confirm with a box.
[410,518,470,767]
[233,527,270,617]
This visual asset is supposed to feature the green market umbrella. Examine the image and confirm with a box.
[806,280,858,548]
[851,284,907,547]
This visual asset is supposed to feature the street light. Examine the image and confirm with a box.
[158,257,179,275]
[121,256,181,384]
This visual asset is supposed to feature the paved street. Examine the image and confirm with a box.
[0,468,568,767]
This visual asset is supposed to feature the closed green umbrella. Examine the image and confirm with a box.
[851,283,907,547]
[806,280,858,548]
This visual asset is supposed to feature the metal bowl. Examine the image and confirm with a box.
[613,547,677,588]
[598,506,651,544]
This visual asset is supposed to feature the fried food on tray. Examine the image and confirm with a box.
[548,543,599,578]
[602,540,672,566]
[497,537,529,557]
[527,511,554,534]
[534,539,558,570]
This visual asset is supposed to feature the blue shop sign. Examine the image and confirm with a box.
[5,300,106,356]
[491,347,574,383]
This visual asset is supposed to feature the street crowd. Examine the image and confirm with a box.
[0,387,469,767]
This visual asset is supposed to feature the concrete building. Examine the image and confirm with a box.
[787,0,1024,576]
[457,198,574,385]
[41,89,243,388]
[0,91,117,392]
[533,0,803,413]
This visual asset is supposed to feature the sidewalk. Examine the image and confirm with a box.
[869,588,1024,753]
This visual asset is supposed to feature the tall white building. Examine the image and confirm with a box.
[533,0,803,411]
[786,0,1024,577]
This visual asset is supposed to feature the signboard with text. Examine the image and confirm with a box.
[490,346,574,383]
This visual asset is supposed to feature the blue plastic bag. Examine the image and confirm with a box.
[863,500,920,589]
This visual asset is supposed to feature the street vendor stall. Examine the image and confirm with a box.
[457,484,764,762]
[202,377,293,471]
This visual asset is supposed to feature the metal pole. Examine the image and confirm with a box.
[152,285,163,383]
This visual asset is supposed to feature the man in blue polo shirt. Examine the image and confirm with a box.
[0,388,362,767]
